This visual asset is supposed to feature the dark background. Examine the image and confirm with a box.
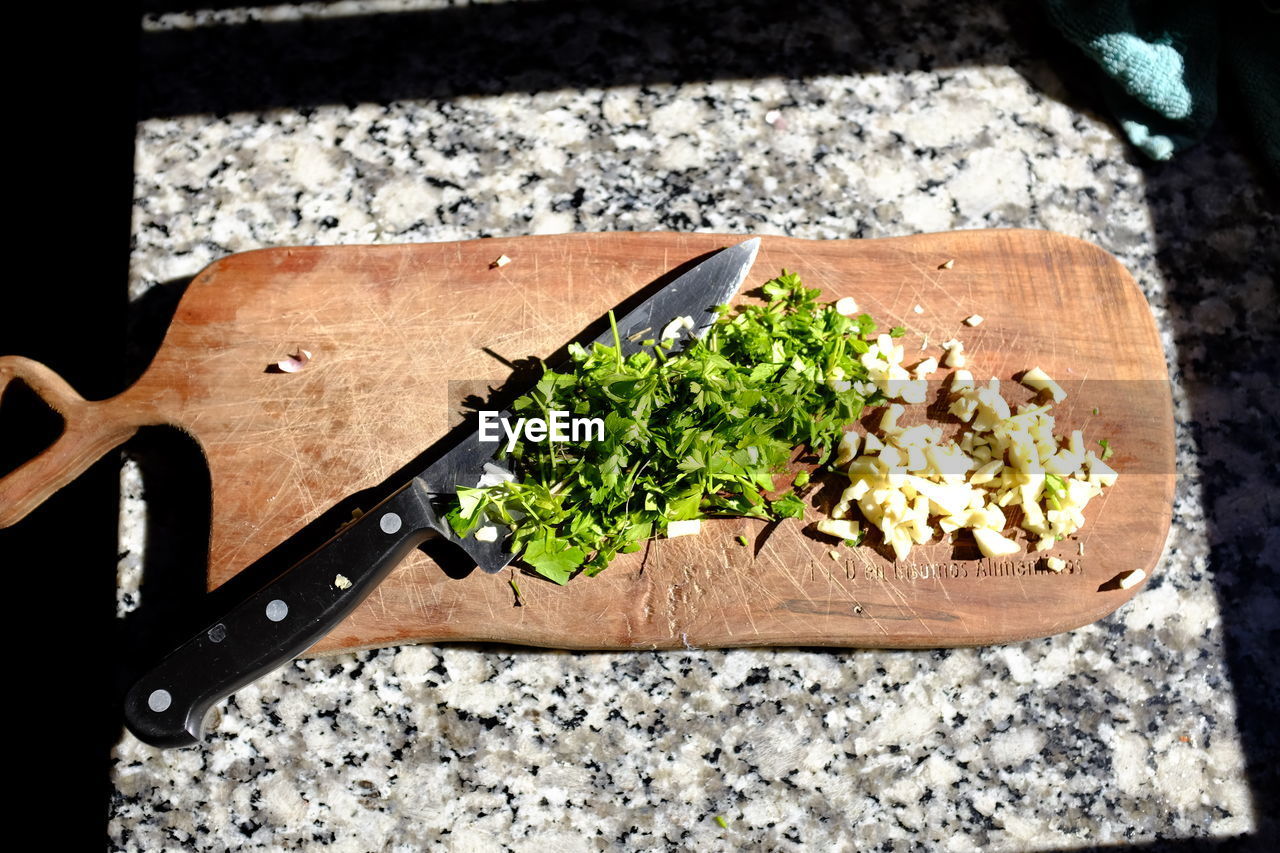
[2,4,137,846]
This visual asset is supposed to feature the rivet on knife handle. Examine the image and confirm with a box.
[123,480,438,748]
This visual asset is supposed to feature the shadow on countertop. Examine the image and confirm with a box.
[1139,134,1279,848]
[2,0,1275,847]
[131,0,1091,119]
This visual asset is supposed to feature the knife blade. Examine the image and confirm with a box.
[123,237,760,748]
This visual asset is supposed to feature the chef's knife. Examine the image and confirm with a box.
[123,237,760,748]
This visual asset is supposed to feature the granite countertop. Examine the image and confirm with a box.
[107,1,1278,849]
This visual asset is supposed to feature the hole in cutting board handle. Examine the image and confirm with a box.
[0,356,149,529]
[0,377,66,480]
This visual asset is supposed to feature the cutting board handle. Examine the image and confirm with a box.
[0,356,156,528]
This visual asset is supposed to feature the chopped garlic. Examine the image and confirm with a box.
[913,304,924,314]
[1117,568,1146,589]
[939,259,955,270]
[822,332,1116,561]
[834,431,862,467]
[660,315,695,342]
[666,519,702,538]
[489,254,512,268]
[476,462,516,488]
[334,573,353,590]
[1085,452,1119,487]
[835,296,859,315]
[969,459,1002,485]
[857,335,920,403]
[816,518,861,541]
[941,339,966,368]
[1021,366,1067,402]
[474,525,499,542]
[964,314,984,327]
[899,379,928,404]
[972,528,1021,558]
[914,357,939,379]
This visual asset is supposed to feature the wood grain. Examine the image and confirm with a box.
[1,231,1174,650]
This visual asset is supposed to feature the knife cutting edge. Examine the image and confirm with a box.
[123,237,761,748]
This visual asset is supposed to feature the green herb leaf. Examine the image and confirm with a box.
[889,326,907,338]
[770,494,807,519]
[447,487,490,537]
[521,531,588,585]
[1098,438,1114,461]
[1044,473,1067,498]
[1043,473,1067,511]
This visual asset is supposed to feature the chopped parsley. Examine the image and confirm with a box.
[447,271,886,584]
[1043,472,1068,510]
[1098,438,1114,461]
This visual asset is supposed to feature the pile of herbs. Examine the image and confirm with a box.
[447,271,888,583]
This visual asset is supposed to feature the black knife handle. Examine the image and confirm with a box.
[123,480,437,748]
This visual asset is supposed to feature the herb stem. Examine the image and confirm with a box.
[608,309,622,370]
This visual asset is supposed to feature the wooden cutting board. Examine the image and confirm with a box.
[0,230,1173,651]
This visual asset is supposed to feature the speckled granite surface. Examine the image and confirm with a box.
[108,1,1278,849]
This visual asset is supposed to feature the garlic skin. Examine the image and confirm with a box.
[275,349,313,373]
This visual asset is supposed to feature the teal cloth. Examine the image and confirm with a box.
[1044,0,1278,177]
